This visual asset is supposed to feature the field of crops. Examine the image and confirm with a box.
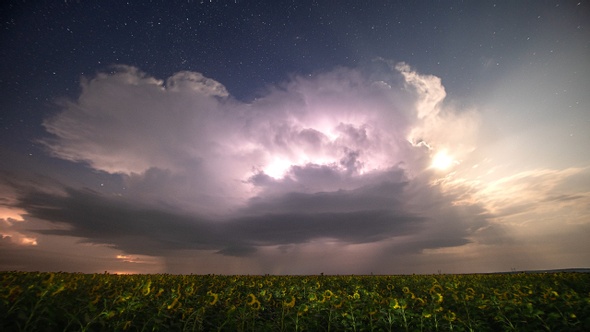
[1,271,589,331]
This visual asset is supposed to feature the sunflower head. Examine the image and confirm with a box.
[250,300,261,310]
[142,281,152,296]
[297,304,308,316]
[432,292,444,303]
[207,291,219,305]
[333,298,344,309]
[444,310,456,322]
[429,284,443,295]
[308,292,317,301]
[283,295,296,308]
[391,298,400,310]
[246,293,257,305]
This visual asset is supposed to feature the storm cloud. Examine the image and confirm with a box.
[0,62,495,268]
[2,59,587,274]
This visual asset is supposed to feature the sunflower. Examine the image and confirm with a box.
[246,293,257,305]
[283,295,296,308]
[391,298,400,310]
[260,289,272,302]
[207,291,219,305]
[184,283,195,296]
[297,304,309,316]
[333,298,344,309]
[167,297,180,310]
[432,292,444,304]
[245,293,261,310]
[141,280,151,296]
[51,284,65,296]
[546,290,559,301]
[250,299,261,310]
[429,284,443,295]
[443,310,456,322]
[308,292,317,301]
[414,297,426,306]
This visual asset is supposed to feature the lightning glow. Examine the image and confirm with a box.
[263,158,292,179]
[431,150,455,170]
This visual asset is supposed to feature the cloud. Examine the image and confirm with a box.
[4,173,461,258]
[3,61,538,272]
[39,62,474,216]
[436,166,590,223]
[0,175,45,247]
[43,65,232,174]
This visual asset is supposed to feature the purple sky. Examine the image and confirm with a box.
[1,1,589,274]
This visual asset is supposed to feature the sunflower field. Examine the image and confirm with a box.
[1,271,589,331]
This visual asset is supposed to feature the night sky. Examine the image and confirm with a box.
[1,0,589,274]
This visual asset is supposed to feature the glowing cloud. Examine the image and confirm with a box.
[41,62,476,216]
[431,150,456,171]
[0,205,37,246]
[15,60,578,274]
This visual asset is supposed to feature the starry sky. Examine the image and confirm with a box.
[1,0,589,275]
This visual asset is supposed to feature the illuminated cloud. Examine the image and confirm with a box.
[0,63,486,265]
[40,62,477,215]
[4,60,586,274]
[0,182,37,246]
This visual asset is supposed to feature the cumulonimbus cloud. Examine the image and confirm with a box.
[4,61,498,263]
[41,62,477,210]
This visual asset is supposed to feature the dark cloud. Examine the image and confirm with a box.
[216,245,258,257]
[245,172,408,214]
[16,187,219,254]
[10,182,420,254]
[3,162,493,260]
[229,210,421,247]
